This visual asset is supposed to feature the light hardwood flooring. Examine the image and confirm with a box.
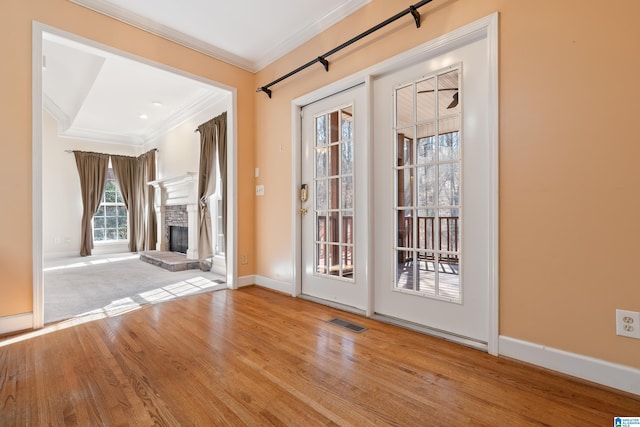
[1,286,638,426]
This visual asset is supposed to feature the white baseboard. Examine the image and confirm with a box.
[499,336,640,396]
[251,275,293,295]
[0,312,34,335]
[237,274,256,287]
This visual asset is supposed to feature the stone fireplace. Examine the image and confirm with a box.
[149,173,199,259]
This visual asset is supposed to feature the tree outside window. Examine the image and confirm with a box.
[93,166,128,241]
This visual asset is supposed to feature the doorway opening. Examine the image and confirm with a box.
[32,23,238,328]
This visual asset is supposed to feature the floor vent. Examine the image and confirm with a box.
[327,318,367,333]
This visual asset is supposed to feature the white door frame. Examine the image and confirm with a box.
[292,13,498,354]
[32,22,240,329]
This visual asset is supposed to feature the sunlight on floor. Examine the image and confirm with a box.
[0,276,226,348]
[43,254,140,272]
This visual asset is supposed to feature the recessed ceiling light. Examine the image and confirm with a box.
[139,114,149,119]
[151,101,163,107]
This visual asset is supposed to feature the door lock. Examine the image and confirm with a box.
[299,207,308,215]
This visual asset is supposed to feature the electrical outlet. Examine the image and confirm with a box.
[616,309,640,339]
[241,254,248,265]
[256,185,265,196]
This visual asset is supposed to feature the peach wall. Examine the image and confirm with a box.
[0,0,255,316]
[254,0,640,368]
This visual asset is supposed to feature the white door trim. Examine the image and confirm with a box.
[32,21,240,329]
[292,12,498,354]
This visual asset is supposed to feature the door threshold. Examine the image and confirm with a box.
[298,294,366,317]
[371,314,488,352]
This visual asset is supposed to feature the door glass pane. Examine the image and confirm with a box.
[438,163,460,206]
[316,243,326,274]
[316,181,327,211]
[314,103,356,281]
[341,106,353,140]
[394,67,461,302]
[316,214,326,241]
[341,140,353,175]
[438,70,459,116]
[396,209,413,250]
[396,84,413,127]
[342,212,353,244]
[328,244,339,276]
[316,148,328,177]
[416,209,436,250]
[396,249,415,291]
[396,169,413,207]
[417,126,435,164]
[417,78,436,122]
[328,178,339,210]
[341,177,353,209]
[416,166,435,207]
[316,115,327,145]
[439,118,460,161]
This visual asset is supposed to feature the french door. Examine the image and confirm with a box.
[300,85,368,310]
[373,35,493,346]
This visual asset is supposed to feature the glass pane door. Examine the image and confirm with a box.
[314,106,354,280]
[394,69,462,302]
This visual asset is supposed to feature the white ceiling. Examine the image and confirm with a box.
[70,0,372,72]
[44,0,371,146]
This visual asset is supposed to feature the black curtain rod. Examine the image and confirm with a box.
[256,0,433,98]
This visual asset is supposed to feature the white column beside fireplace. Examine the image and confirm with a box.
[149,173,199,260]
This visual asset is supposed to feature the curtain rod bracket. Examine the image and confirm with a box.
[318,57,329,72]
[409,6,421,28]
[256,86,272,98]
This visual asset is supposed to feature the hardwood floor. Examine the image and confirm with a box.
[1,286,638,426]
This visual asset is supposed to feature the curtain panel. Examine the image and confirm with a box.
[111,150,157,252]
[73,151,109,256]
[197,111,227,260]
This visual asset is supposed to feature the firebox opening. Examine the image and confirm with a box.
[169,226,188,254]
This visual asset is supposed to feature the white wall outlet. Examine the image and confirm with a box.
[241,254,248,265]
[256,185,265,196]
[616,309,640,339]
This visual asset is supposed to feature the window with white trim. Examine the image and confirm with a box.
[93,164,128,242]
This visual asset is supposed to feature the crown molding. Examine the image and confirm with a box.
[42,94,71,134]
[144,91,228,143]
[69,0,371,73]
[252,0,372,71]
[69,0,255,71]
[62,127,146,146]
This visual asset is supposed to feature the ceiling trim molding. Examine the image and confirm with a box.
[61,127,146,146]
[252,0,372,71]
[144,91,228,143]
[69,0,255,71]
[68,0,371,73]
[42,94,71,134]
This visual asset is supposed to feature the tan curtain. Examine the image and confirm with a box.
[111,150,157,252]
[73,151,109,256]
[139,150,157,251]
[197,112,226,259]
[111,155,140,252]
[216,112,228,253]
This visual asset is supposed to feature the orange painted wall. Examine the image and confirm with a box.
[254,0,640,368]
[0,0,255,316]
[2,0,639,371]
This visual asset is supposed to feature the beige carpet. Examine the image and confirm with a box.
[44,253,226,324]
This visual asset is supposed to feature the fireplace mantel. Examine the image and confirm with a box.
[149,173,199,259]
